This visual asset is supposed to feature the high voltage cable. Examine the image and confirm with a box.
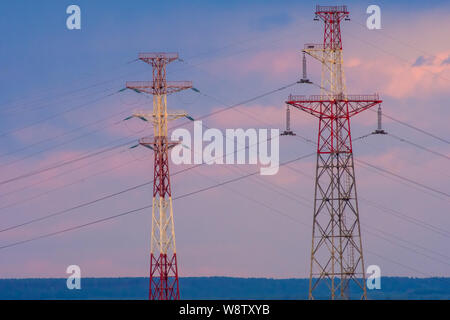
[208,86,450,200]
[183,82,450,238]
[0,152,314,248]
[249,169,450,267]
[381,111,450,145]
[1,118,131,169]
[1,151,446,279]
[0,20,306,122]
[1,128,447,275]
[207,160,450,266]
[387,133,450,161]
[0,130,287,230]
[283,163,450,239]
[1,18,447,277]
[179,74,450,252]
[0,81,299,186]
[348,19,438,62]
[0,60,147,114]
[0,97,150,169]
[357,156,448,202]
[0,139,135,186]
[308,57,449,146]
[3,120,448,271]
[264,163,450,264]
[1,68,447,262]
[363,223,450,262]
[0,98,147,160]
[2,83,119,117]
[356,158,450,198]
[365,248,434,278]
[0,206,151,251]
[349,18,450,83]
[0,151,137,212]
[346,28,450,84]
[0,88,120,139]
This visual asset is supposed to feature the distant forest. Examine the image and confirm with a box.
[1,277,449,300]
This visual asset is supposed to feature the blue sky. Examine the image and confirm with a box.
[0,0,449,280]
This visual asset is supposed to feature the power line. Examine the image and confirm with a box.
[0,88,121,139]
[0,60,144,114]
[0,151,137,212]
[0,129,288,230]
[363,224,450,263]
[0,81,298,187]
[0,205,150,251]
[387,132,450,161]
[300,34,450,146]
[0,139,135,186]
[357,156,448,202]
[0,152,314,249]
[356,158,450,198]
[381,111,450,145]
[0,97,147,161]
[360,196,450,239]
[1,132,446,277]
[283,163,450,239]
[1,151,446,279]
[187,82,450,240]
[3,121,447,276]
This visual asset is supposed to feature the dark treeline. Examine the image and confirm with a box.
[0,277,449,300]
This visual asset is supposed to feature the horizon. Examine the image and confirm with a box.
[0,0,449,291]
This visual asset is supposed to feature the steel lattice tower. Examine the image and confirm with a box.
[286,6,382,299]
[126,53,192,300]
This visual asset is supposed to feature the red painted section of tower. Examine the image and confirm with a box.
[149,253,180,300]
[286,95,382,153]
[149,136,180,300]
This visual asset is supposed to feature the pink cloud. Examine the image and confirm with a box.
[348,51,450,99]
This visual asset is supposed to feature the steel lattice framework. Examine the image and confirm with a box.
[286,6,382,300]
[126,52,192,300]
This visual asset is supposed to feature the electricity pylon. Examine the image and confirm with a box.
[286,6,382,299]
[126,52,192,300]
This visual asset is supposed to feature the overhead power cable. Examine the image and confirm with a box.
[356,158,450,199]
[0,88,122,139]
[0,152,314,249]
[0,139,135,186]
[387,132,450,161]
[0,81,298,187]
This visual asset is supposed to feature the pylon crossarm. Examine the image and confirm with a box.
[346,100,382,117]
[132,111,188,122]
[286,101,328,118]
[167,111,189,121]
[286,95,382,119]
[126,81,193,95]
[138,52,179,63]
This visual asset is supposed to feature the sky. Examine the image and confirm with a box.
[0,0,449,281]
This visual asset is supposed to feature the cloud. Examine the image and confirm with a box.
[345,50,450,99]
[441,55,450,65]
[412,55,435,67]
